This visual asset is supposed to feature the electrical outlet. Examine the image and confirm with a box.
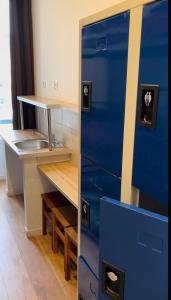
[66,122,71,128]
[54,80,58,90]
[42,81,46,88]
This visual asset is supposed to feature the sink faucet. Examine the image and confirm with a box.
[51,133,57,147]
[51,133,55,145]
[47,109,63,151]
[47,109,53,151]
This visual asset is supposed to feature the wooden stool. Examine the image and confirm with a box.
[42,191,70,242]
[64,226,78,281]
[52,205,77,254]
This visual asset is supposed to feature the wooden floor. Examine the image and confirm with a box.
[0,181,77,300]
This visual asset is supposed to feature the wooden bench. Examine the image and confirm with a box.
[42,191,71,247]
[52,205,77,254]
[64,226,78,281]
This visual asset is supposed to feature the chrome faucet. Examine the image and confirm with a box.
[47,109,63,151]
[47,109,52,151]
[51,133,58,147]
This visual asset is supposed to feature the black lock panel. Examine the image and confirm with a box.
[102,261,125,300]
[81,81,92,111]
[139,84,159,128]
[81,199,90,227]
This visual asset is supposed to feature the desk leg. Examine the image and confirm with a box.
[23,157,54,237]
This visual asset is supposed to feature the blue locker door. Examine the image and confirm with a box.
[81,11,129,177]
[132,0,168,207]
[99,197,168,300]
[78,257,98,300]
[80,157,121,278]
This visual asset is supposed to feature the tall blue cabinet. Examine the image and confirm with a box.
[79,11,130,294]
[79,1,168,299]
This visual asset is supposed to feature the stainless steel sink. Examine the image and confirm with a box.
[14,139,49,150]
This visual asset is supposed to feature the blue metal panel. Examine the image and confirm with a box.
[81,11,129,177]
[81,157,121,278]
[78,257,98,300]
[99,197,168,300]
[132,0,168,207]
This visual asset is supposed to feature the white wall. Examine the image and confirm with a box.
[32,0,123,163]
[36,107,78,164]
[0,124,12,180]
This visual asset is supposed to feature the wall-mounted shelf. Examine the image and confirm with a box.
[17,95,78,151]
[17,95,78,111]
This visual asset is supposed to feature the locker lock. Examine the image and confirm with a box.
[102,262,125,300]
[81,199,90,227]
[139,84,159,128]
[107,272,118,282]
[81,81,92,111]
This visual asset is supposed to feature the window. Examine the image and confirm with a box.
[0,0,12,124]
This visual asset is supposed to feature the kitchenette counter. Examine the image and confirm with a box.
[17,95,78,111]
[0,127,71,159]
[1,126,72,237]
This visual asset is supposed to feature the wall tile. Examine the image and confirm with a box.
[36,107,79,164]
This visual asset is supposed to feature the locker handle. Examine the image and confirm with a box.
[102,261,125,300]
[81,199,90,227]
[81,81,92,112]
[139,84,159,128]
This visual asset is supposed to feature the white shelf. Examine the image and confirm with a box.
[17,95,78,111]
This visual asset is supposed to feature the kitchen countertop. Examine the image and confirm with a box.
[0,127,71,159]
[38,161,78,208]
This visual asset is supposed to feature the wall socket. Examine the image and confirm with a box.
[42,81,46,88]
[53,80,58,90]
[42,80,58,90]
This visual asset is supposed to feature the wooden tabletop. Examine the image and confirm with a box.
[17,95,78,111]
[38,161,78,209]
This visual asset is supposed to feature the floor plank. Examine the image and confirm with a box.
[0,211,39,300]
[0,181,77,300]
[0,270,9,300]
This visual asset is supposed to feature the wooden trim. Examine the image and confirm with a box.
[121,5,143,205]
[79,0,155,27]
[25,226,42,237]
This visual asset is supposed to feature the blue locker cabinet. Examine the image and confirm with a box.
[79,9,130,295]
[79,10,130,299]
[132,0,168,208]
[81,11,130,177]
[79,257,98,300]
[79,1,168,300]
[80,157,121,278]
[98,2,168,300]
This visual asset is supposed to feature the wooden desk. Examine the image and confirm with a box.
[38,161,78,209]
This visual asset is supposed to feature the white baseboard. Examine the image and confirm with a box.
[7,191,23,197]
[25,226,42,237]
